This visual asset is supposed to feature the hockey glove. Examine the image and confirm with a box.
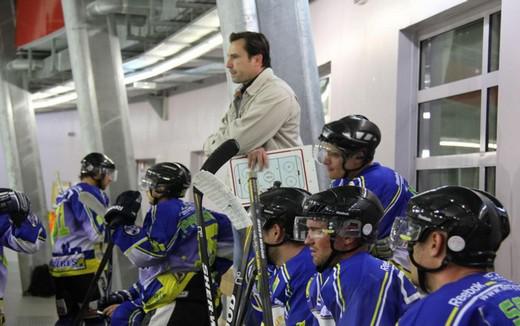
[371,236,394,260]
[104,190,141,228]
[97,290,132,310]
[0,189,31,227]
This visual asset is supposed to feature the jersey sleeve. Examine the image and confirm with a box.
[0,212,46,253]
[113,204,180,268]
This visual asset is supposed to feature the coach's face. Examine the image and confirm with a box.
[226,39,263,84]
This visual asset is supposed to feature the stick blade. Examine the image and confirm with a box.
[78,191,107,216]
[201,139,240,174]
[193,171,252,230]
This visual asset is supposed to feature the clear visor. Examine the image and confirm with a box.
[293,216,333,241]
[140,176,154,191]
[103,168,118,182]
[313,141,344,165]
[389,215,425,250]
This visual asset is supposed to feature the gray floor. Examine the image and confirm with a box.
[5,253,57,326]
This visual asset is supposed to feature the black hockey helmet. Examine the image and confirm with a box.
[316,115,381,163]
[80,152,116,179]
[141,162,191,198]
[297,185,384,244]
[259,187,311,242]
[403,186,510,268]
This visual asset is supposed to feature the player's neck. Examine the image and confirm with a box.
[429,265,486,292]
[345,161,372,179]
[271,242,305,267]
[81,177,98,187]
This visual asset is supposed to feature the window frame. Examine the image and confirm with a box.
[412,4,501,191]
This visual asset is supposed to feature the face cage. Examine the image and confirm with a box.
[389,215,427,251]
[293,216,364,241]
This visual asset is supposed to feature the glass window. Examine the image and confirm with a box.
[417,168,479,192]
[489,12,501,72]
[420,19,483,89]
[418,90,481,157]
[320,76,331,123]
[485,166,496,195]
[487,86,498,152]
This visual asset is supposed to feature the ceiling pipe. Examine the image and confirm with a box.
[86,0,151,19]
[5,59,44,71]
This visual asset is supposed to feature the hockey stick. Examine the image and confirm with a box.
[191,170,254,325]
[192,170,252,230]
[247,170,274,326]
[73,237,114,326]
[78,191,108,216]
[229,226,254,325]
[78,191,113,294]
[194,139,240,326]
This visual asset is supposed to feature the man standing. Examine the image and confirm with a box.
[49,152,116,325]
[315,115,413,262]
[204,31,302,170]
[395,186,520,325]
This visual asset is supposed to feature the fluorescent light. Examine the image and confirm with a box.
[124,33,223,85]
[132,81,157,89]
[123,55,163,72]
[422,112,431,119]
[32,92,78,109]
[30,9,223,109]
[421,149,430,158]
[30,82,76,100]
[439,140,480,149]
[147,42,188,58]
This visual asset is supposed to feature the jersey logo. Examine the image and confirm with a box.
[123,225,140,236]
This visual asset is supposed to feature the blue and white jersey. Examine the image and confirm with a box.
[321,252,419,325]
[0,212,46,298]
[331,162,413,238]
[249,246,316,325]
[50,182,108,277]
[112,198,233,312]
[306,268,334,326]
[398,272,520,326]
[271,246,315,325]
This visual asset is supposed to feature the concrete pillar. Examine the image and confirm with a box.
[0,0,51,292]
[61,0,137,289]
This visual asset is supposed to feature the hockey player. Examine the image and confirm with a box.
[49,152,116,325]
[296,186,419,325]
[314,115,413,261]
[0,189,47,325]
[394,186,520,325]
[101,162,233,325]
[247,187,315,325]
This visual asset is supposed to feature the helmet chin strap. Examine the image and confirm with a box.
[408,246,448,293]
[316,239,363,273]
[341,153,368,178]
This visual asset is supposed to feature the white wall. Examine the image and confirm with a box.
[17,82,229,212]
[309,0,465,168]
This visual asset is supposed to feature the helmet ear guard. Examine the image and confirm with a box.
[402,186,510,269]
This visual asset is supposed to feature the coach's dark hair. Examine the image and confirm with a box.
[229,31,271,68]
